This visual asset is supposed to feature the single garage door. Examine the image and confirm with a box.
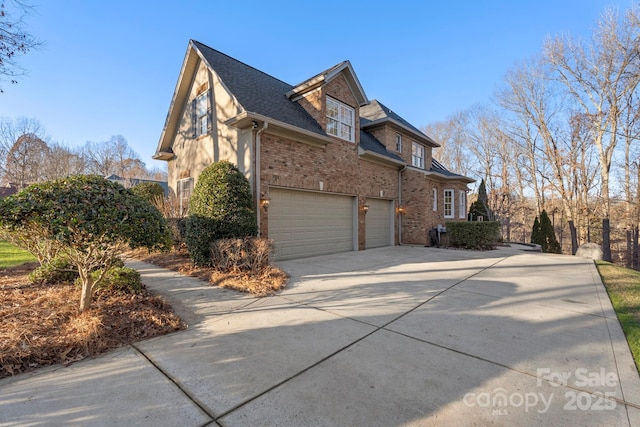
[269,188,355,260]
[366,198,393,248]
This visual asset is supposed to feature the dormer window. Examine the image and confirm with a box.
[326,97,354,142]
[412,142,425,169]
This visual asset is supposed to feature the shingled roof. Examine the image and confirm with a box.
[360,100,439,148]
[160,41,461,169]
[192,41,325,137]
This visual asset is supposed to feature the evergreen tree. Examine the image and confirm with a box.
[468,179,492,221]
[539,209,561,253]
[531,216,541,245]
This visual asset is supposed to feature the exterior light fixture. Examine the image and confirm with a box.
[260,193,270,210]
[362,204,369,213]
[397,206,406,214]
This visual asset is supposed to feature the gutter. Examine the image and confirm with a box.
[255,121,268,236]
[398,165,407,245]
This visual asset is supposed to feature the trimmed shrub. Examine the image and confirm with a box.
[29,256,78,284]
[446,221,501,250]
[88,266,143,295]
[131,182,165,204]
[210,237,273,274]
[185,161,257,266]
[0,175,171,311]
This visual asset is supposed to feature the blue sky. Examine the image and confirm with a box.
[0,0,633,171]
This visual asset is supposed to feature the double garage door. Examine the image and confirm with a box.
[269,188,393,260]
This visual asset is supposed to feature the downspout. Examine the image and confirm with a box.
[255,121,268,236]
[398,165,407,245]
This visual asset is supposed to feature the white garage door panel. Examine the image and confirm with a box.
[366,198,392,248]
[269,189,354,260]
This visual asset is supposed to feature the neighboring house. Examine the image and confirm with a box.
[155,40,474,260]
[0,183,18,199]
[106,174,170,196]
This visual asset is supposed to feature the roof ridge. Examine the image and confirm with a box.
[191,39,294,88]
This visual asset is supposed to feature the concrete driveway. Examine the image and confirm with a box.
[1,246,639,426]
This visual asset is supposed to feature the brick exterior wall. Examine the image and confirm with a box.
[258,131,400,248]
[401,169,468,245]
[167,60,471,252]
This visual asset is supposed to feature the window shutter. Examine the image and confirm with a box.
[191,99,197,138]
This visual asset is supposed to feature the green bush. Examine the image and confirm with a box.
[0,175,171,311]
[29,256,78,284]
[166,217,187,248]
[185,161,257,266]
[446,221,501,250]
[87,266,143,295]
[131,182,165,204]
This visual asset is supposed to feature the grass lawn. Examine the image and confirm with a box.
[596,261,640,375]
[0,240,36,269]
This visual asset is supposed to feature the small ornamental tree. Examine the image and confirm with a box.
[185,161,257,265]
[0,175,171,311]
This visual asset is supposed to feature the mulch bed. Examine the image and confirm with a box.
[0,263,185,378]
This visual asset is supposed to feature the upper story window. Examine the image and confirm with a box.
[412,142,425,169]
[395,133,403,152]
[326,97,354,142]
[192,90,210,138]
[444,189,454,218]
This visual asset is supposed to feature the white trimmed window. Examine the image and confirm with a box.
[433,188,438,211]
[395,133,403,152]
[326,97,354,142]
[459,191,466,219]
[193,91,210,137]
[177,177,194,215]
[412,142,425,169]
[444,189,454,218]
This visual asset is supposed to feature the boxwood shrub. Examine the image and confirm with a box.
[446,221,501,250]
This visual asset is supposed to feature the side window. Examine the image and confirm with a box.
[459,190,466,219]
[177,177,193,215]
[433,188,438,211]
[444,189,454,218]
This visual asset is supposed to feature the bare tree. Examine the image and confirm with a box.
[0,1,42,92]
[83,135,143,180]
[0,116,48,188]
[424,111,475,177]
[544,6,640,261]
[41,142,87,181]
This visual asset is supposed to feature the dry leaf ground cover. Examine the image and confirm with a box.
[0,262,185,378]
[131,247,288,297]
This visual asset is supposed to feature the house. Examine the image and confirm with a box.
[0,183,18,199]
[105,174,169,196]
[154,40,474,260]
